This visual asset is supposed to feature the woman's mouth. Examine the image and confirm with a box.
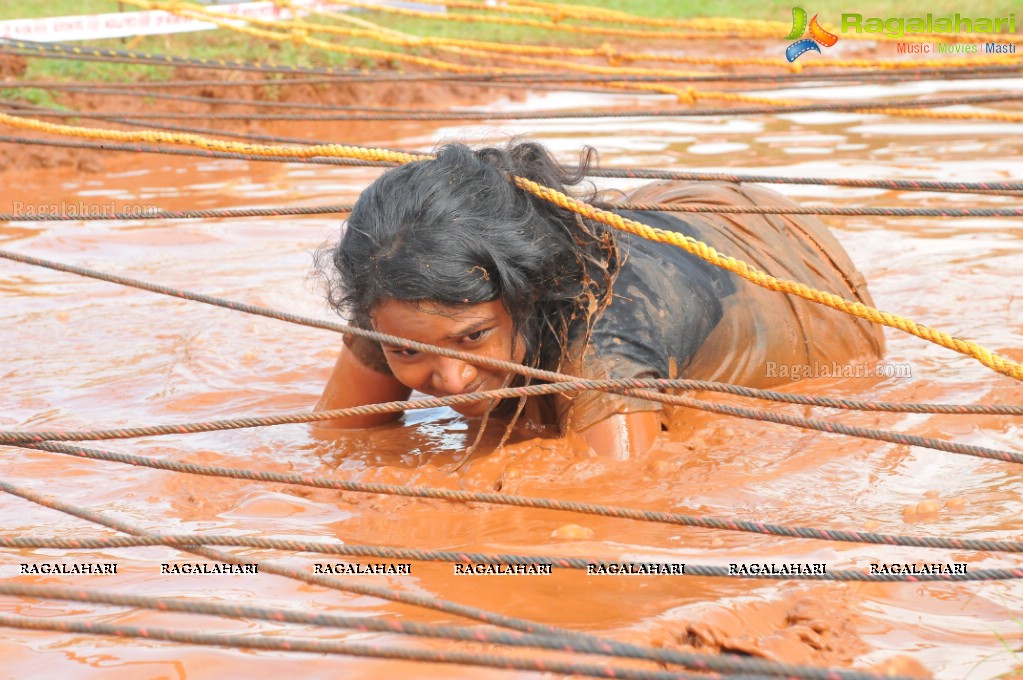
[447,382,501,416]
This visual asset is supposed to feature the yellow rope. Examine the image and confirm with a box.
[1,110,1017,382]
[306,10,717,68]
[867,107,1023,123]
[98,1,865,112]
[121,0,1023,77]
[0,111,425,163]
[497,0,1016,44]
[195,2,707,76]
[315,0,818,42]
[593,86,1023,124]
[117,0,494,74]
[314,0,1017,45]
[512,176,1023,382]
[227,7,1023,121]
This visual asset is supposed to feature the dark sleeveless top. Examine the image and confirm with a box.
[344,181,885,432]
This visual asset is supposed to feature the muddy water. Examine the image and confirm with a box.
[2,77,1022,679]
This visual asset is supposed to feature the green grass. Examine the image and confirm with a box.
[4,0,1018,22]
[560,0,1022,21]
[0,0,120,20]
[0,0,1018,89]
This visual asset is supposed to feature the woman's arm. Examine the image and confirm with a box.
[313,344,412,430]
[575,410,660,460]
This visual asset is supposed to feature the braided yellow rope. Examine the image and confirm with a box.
[131,0,762,79]
[316,0,785,42]
[513,176,1023,382]
[0,112,424,163]
[118,0,1023,77]
[118,0,493,74]
[314,0,1015,45]
[498,0,1016,44]
[1,110,1018,381]
[133,0,1020,118]
[869,107,1023,123]
[142,2,1023,123]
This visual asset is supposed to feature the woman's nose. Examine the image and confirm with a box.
[431,358,478,394]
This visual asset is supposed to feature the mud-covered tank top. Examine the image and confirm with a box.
[343,181,885,432]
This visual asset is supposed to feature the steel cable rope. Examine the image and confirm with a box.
[147,0,794,44]
[0,39,370,75]
[6,91,1023,178]
[1,77,646,98]
[125,0,1023,112]
[120,0,824,105]
[0,99,425,151]
[4,203,310,221]
[0,481,903,680]
[2,248,1022,465]
[3,135,1022,197]
[2,86,495,114]
[0,25,1006,674]
[0,118,1018,382]
[2,56,1018,126]
[606,203,1023,218]
[209,0,932,102]
[0,587,800,680]
[6,200,1023,221]
[0,583,658,656]
[6,67,1023,95]
[0,50,359,77]
[9,99,1023,127]
[518,176,1023,382]
[26,44,952,107]
[10,88,1023,120]
[9,440,1023,555]
[4,52,1020,87]
[0,478,689,674]
[462,0,997,45]
[294,5,1006,84]
[2,369,1021,445]
[3,384,1020,444]
[589,168,1023,196]
[3,537,1020,582]
[4,373,1023,463]
[378,0,771,36]
[116,0,514,76]
[0,205,353,221]
[282,5,1023,106]
[0,617,765,680]
[241,4,735,70]
[0,150,1018,384]
[314,0,1007,45]
[8,89,1023,125]
[75,0,1023,103]
[3,75,397,90]
[4,37,1018,73]
[343,0,752,31]
[0,135,399,167]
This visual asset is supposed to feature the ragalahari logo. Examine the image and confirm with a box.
[784,7,839,62]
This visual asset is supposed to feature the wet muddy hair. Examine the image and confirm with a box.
[321,140,620,372]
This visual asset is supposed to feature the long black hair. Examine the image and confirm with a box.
[320,140,620,373]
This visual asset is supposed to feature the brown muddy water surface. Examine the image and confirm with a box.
[2,77,1023,679]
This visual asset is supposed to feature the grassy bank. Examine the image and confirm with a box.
[0,0,1019,85]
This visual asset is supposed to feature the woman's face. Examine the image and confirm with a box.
[370,299,527,417]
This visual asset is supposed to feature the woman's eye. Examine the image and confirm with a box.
[464,329,488,343]
[385,348,417,358]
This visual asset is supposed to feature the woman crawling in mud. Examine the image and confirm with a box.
[315,140,884,459]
